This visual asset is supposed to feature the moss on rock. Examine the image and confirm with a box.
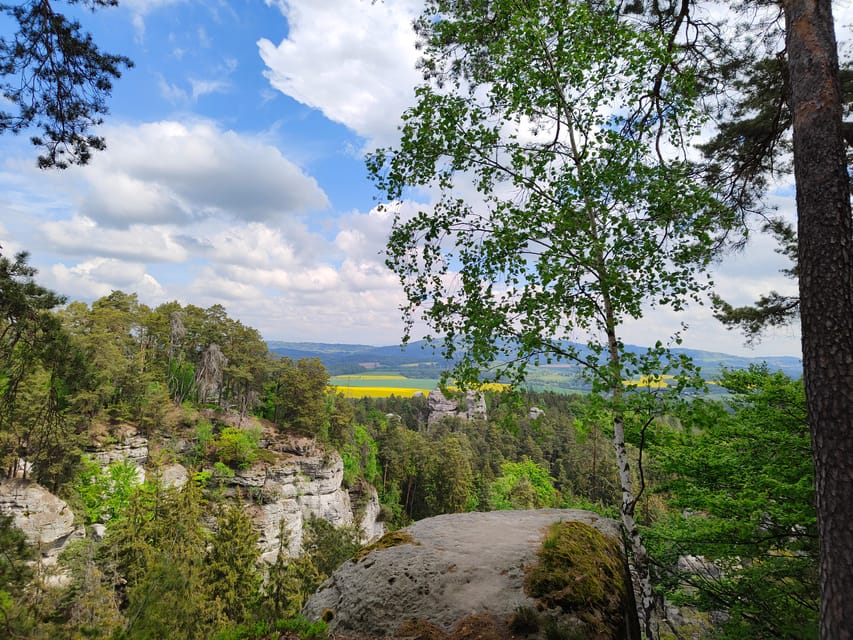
[354,530,417,561]
[524,521,627,639]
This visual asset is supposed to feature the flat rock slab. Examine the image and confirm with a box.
[304,509,636,639]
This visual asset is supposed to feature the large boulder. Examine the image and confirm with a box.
[0,479,85,562]
[304,509,640,640]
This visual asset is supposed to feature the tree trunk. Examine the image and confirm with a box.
[612,411,658,640]
[607,327,659,640]
[783,2,853,638]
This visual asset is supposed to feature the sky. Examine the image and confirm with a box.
[2,0,839,359]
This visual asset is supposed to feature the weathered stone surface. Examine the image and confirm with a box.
[427,389,487,427]
[87,426,149,483]
[158,463,189,489]
[0,479,85,561]
[304,509,639,639]
[228,450,382,562]
[357,484,385,543]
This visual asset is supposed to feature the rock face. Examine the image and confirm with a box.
[231,450,370,562]
[304,509,640,640]
[86,425,149,483]
[427,389,487,427]
[5,422,383,568]
[0,479,85,562]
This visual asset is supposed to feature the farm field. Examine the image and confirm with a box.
[329,373,437,398]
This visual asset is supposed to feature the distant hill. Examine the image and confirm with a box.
[267,339,803,384]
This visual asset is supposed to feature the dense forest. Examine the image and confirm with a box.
[0,250,817,639]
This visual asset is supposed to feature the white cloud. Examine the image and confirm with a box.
[258,0,423,146]
[190,78,230,100]
[158,76,189,104]
[46,258,165,302]
[72,120,329,228]
[122,0,187,40]
[40,217,190,262]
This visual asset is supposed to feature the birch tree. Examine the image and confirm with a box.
[368,2,728,637]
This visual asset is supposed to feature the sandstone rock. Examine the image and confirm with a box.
[356,484,385,543]
[0,479,85,561]
[158,463,189,489]
[87,427,149,483]
[427,388,487,427]
[229,450,382,562]
[304,509,639,640]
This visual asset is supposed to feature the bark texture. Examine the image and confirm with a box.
[784,2,853,638]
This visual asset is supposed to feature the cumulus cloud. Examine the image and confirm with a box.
[40,217,190,262]
[74,120,329,228]
[45,258,165,302]
[258,0,423,146]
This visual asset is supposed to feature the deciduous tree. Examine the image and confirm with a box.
[368,2,728,635]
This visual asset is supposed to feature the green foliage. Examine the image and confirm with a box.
[194,418,215,460]
[168,358,197,405]
[261,357,329,434]
[205,504,262,625]
[301,516,361,581]
[211,616,328,640]
[0,0,133,168]
[0,515,34,612]
[0,249,89,487]
[369,0,727,393]
[340,424,381,487]
[75,457,141,525]
[261,520,304,622]
[273,614,329,640]
[490,458,558,510]
[212,460,236,482]
[647,366,817,639]
[214,426,261,470]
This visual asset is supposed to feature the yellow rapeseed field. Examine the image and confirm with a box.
[333,386,431,398]
[623,374,673,389]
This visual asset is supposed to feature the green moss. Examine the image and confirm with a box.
[353,530,417,561]
[524,521,627,639]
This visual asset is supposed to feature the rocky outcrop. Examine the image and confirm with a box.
[304,509,639,640]
[86,425,149,483]
[7,423,383,568]
[230,450,368,562]
[0,479,85,563]
[427,388,487,427]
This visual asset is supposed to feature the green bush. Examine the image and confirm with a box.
[75,458,141,525]
[215,426,261,469]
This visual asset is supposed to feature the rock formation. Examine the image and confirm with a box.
[427,388,487,427]
[9,424,384,566]
[0,479,85,564]
[304,509,640,640]
[229,449,375,562]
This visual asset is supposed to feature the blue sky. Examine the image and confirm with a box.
[0,0,811,357]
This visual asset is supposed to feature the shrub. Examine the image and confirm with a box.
[215,426,261,469]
